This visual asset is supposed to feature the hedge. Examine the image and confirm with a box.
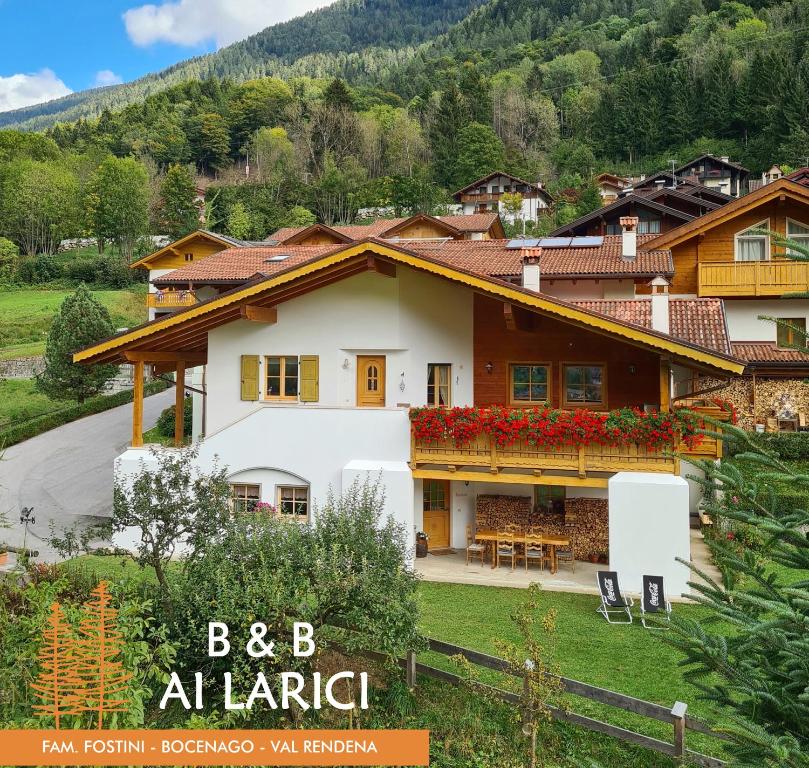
[0,380,169,449]
[726,431,809,461]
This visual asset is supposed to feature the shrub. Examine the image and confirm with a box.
[155,396,192,439]
[63,254,135,288]
[726,431,809,461]
[17,253,61,284]
[0,237,19,282]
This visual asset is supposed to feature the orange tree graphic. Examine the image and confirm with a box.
[75,581,132,729]
[30,603,82,728]
[31,581,132,729]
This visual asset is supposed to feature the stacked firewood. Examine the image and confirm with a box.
[562,498,609,562]
[475,495,532,530]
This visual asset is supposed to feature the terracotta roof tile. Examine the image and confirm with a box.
[573,298,731,354]
[731,342,809,364]
[155,244,344,284]
[407,236,672,278]
[269,213,500,242]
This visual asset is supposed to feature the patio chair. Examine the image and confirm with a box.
[524,533,550,572]
[556,515,576,573]
[640,575,672,629]
[466,525,485,566]
[496,531,518,570]
[596,571,634,624]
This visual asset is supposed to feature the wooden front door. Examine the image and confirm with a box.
[357,355,386,407]
[423,479,450,549]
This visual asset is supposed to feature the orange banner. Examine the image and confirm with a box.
[0,729,430,766]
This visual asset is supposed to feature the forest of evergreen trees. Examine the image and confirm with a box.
[2,0,809,262]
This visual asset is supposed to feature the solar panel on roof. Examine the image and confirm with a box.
[538,237,572,248]
[570,236,604,247]
[505,238,540,249]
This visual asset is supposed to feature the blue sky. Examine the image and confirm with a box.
[0,0,332,113]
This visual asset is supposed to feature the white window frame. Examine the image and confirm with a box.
[734,219,770,262]
[786,218,809,257]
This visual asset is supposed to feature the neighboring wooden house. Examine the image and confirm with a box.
[452,172,553,223]
[595,172,631,205]
[673,154,750,197]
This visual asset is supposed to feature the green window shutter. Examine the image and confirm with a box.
[241,355,260,401]
[299,355,319,402]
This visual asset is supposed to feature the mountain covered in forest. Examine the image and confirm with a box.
[0,0,487,130]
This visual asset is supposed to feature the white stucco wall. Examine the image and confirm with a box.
[608,472,691,596]
[204,266,474,435]
[724,299,809,342]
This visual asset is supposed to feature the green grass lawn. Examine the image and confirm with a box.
[0,287,146,357]
[64,554,727,762]
[0,379,66,429]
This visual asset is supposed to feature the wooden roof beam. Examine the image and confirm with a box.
[240,305,278,323]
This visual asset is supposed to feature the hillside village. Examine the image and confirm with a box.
[1,1,809,766]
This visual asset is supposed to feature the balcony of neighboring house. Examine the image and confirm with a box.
[147,289,198,310]
[698,259,809,297]
[409,404,725,489]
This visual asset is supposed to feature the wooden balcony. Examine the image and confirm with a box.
[411,433,678,488]
[147,291,198,309]
[698,260,809,297]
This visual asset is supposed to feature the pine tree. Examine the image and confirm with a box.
[159,164,199,238]
[31,603,82,728]
[36,285,117,403]
[74,582,131,729]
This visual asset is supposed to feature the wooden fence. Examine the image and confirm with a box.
[363,638,730,767]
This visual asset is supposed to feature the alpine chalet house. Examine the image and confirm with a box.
[551,176,732,237]
[643,177,809,428]
[77,212,745,595]
[453,172,553,224]
[672,154,750,198]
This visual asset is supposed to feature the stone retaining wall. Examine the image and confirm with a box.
[0,357,151,395]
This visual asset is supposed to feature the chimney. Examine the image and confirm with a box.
[521,246,542,293]
[620,216,639,261]
[649,276,670,334]
[720,156,730,163]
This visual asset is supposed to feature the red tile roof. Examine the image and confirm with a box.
[573,298,731,354]
[269,213,500,242]
[155,244,344,284]
[407,236,672,278]
[156,236,673,285]
[731,342,809,365]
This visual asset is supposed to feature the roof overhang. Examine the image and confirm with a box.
[278,223,353,245]
[130,230,234,270]
[75,240,745,376]
[645,179,809,250]
[382,214,462,238]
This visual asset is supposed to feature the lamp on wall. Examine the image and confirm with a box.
[342,358,350,370]
[400,372,406,392]
[485,361,494,375]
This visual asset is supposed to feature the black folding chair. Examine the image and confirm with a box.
[640,575,672,629]
[596,570,634,624]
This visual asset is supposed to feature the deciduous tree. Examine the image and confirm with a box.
[159,164,199,238]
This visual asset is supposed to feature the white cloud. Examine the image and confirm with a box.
[95,70,124,87]
[123,0,332,49]
[0,69,72,113]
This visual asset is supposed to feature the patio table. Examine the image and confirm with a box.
[474,529,570,574]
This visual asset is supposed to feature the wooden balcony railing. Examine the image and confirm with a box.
[411,433,678,480]
[698,259,809,297]
[147,291,198,309]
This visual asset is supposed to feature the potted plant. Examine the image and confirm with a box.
[416,531,429,558]
[598,552,609,565]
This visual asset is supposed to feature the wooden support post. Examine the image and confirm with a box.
[671,701,687,760]
[132,360,144,448]
[490,439,498,473]
[174,360,186,447]
[406,650,417,691]
[577,446,586,478]
[659,360,671,412]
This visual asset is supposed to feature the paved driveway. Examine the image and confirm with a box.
[0,389,172,561]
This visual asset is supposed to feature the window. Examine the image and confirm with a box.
[777,317,806,349]
[184,253,194,262]
[278,486,309,521]
[563,365,605,407]
[427,364,451,407]
[266,356,299,399]
[605,223,621,235]
[534,486,565,515]
[735,220,769,262]
[510,364,550,404]
[231,484,260,514]
[637,215,661,234]
[786,220,809,256]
